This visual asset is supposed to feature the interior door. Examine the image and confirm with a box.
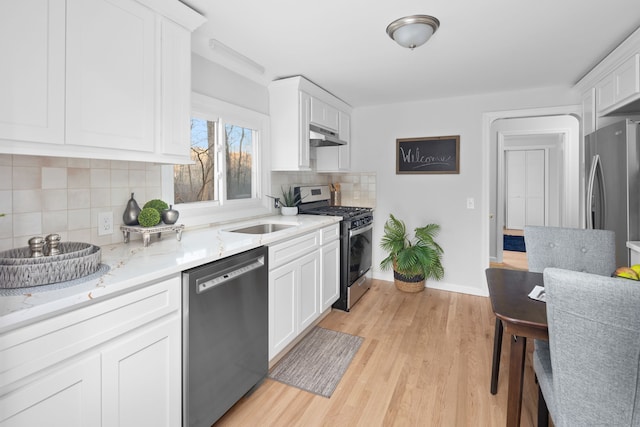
[506,149,545,229]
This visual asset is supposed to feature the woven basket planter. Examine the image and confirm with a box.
[393,269,425,293]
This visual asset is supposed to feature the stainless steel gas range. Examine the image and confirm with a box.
[295,185,373,311]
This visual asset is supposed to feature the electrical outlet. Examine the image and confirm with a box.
[466,197,475,209]
[98,211,113,236]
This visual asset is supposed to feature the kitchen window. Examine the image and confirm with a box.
[163,93,270,225]
[174,118,256,204]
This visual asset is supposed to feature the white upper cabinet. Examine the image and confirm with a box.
[310,97,339,131]
[581,88,596,136]
[269,78,311,171]
[0,0,205,163]
[66,0,156,152]
[269,76,352,171]
[317,110,351,172]
[0,0,65,145]
[615,54,640,103]
[577,28,640,128]
[159,17,193,157]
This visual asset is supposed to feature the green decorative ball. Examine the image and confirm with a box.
[143,199,169,215]
[137,207,161,227]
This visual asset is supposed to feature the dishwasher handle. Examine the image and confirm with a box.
[197,256,265,294]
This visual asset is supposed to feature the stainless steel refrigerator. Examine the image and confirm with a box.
[585,119,640,267]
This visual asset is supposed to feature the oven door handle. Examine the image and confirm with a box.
[349,223,373,238]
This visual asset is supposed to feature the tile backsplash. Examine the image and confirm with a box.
[0,153,377,252]
[271,171,377,208]
[0,154,162,251]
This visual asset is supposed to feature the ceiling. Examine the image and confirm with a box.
[181,0,640,108]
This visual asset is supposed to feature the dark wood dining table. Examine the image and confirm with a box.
[485,268,548,427]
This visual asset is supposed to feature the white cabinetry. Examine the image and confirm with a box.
[268,232,320,359]
[594,54,639,114]
[582,88,596,135]
[0,0,65,145]
[320,224,340,311]
[159,17,193,157]
[0,0,205,164]
[310,97,339,131]
[269,76,352,171]
[0,355,101,426]
[577,29,640,129]
[0,276,181,426]
[269,79,311,170]
[317,111,351,171]
[102,315,181,426]
[66,0,156,152]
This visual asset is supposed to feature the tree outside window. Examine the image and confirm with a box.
[174,118,255,204]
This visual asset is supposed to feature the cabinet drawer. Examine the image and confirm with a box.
[269,232,319,270]
[319,224,340,245]
[0,275,180,387]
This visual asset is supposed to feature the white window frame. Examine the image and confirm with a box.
[161,92,272,227]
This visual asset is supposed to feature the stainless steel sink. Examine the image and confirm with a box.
[228,223,295,234]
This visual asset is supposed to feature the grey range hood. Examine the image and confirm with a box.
[309,124,347,147]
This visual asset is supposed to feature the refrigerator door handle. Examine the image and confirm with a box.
[586,154,606,229]
[586,155,597,229]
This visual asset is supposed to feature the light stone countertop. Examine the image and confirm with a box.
[0,214,341,333]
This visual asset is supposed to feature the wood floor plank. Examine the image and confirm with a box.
[215,279,542,427]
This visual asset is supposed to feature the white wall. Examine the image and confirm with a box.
[191,54,269,115]
[351,86,579,296]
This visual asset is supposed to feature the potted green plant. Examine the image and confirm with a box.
[269,186,303,216]
[379,214,444,292]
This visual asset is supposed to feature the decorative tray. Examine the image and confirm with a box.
[120,224,185,247]
[0,242,102,289]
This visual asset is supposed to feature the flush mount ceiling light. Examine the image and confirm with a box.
[386,15,440,50]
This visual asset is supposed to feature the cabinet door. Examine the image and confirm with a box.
[615,53,640,103]
[0,355,101,426]
[582,89,596,135]
[338,111,351,170]
[66,0,156,152]
[320,239,340,311]
[102,315,181,427]
[596,74,615,112]
[298,91,311,169]
[310,97,339,131]
[160,18,191,158]
[298,250,321,331]
[269,263,297,359]
[0,0,65,144]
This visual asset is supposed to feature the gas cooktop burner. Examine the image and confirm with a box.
[300,205,372,219]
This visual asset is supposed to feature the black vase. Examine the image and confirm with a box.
[123,193,141,225]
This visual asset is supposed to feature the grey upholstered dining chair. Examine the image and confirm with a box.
[490,226,616,394]
[534,268,640,426]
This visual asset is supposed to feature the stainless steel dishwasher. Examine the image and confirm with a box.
[182,246,268,427]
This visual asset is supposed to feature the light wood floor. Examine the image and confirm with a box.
[491,229,529,270]
[215,279,541,426]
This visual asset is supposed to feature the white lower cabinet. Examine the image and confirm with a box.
[268,231,321,360]
[102,315,181,427]
[268,225,340,361]
[320,239,340,312]
[0,276,181,427]
[0,355,101,426]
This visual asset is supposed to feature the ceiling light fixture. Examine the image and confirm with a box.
[386,15,440,50]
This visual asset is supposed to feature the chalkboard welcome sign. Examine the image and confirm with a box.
[396,135,460,174]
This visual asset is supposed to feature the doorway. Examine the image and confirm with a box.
[488,114,581,265]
